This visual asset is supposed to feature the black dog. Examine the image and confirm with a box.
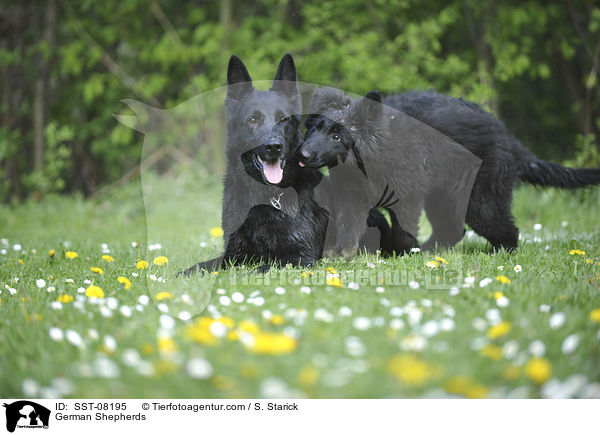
[180,53,332,274]
[301,88,600,252]
[300,87,479,255]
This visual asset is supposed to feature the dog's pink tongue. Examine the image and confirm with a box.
[263,159,283,184]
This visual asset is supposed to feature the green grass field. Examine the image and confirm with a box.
[1,170,600,399]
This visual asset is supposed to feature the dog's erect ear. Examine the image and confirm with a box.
[272,53,299,97]
[227,55,253,99]
[353,90,383,131]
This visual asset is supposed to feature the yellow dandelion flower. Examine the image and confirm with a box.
[388,354,441,386]
[218,316,235,329]
[141,343,154,355]
[270,314,285,325]
[211,271,219,275]
[185,320,218,345]
[18,259,24,264]
[426,261,439,268]
[525,358,552,384]
[326,267,337,274]
[569,249,585,256]
[493,291,504,300]
[102,254,114,262]
[56,294,74,304]
[153,256,169,266]
[487,321,511,339]
[212,375,236,390]
[496,275,511,284]
[249,332,297,355]
[155,291,173,301]
[502,365,522,380]
[117,276,132,290]
[589,308,600,323]
[154,360,177,375]
[435,256,448,264]
[85,285,104,299]
[90,266,104,275]
[298,366,319,388]
[585,259,594,264]
[480,344,503,361]
[326,276,343,287]
[226,330,239,341]
[48,249,55,257]
[444,376,488,399]
[65,251,78,259]
[158,337,177,353]
[238,320,260,334]
[136,260,149,270]
[210,227,224,238]
[301,271,309,278]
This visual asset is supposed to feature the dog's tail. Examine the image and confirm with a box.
[518,144,600,189]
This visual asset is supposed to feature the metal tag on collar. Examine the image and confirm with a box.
[270,192,283,210]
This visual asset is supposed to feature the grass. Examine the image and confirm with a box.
[1,169,600,399]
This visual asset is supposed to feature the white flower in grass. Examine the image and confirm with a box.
[22,378,40,397]
[249,297,265,307]
[8,287,17,295]
[486,308,501,325]
[533,223,542,231]
[148,243,162,251]
[496,296,510,308]
[88,329,99,340]
[93,357,120,378]
[231,292,244,303]
[420,298,432,308]
[410,247,421,253]
[549,312,566,329]
[178,311,192,322]
[0,249,6,255]
[65,278,74,283]
[122,349,141,367]
[262,310,273,320]
[218,295,231,306]
[344,336,366,357]
[440,318,455,331]
[449,287,460,296]
[138,295,149,305]
[0,238,7,245]
[366,262,375,269]
[50,301,62,310]
[529,340,546,357]
[514,265,522,273]
[443,305,456,317]
[103,335,117,352]
[422,320,440,337]
[348,282,359,290]
[561,334,579,355]
[407,309,422,326]
[408,281,419,290]
[120,306,132,317]
[470,337,487,351]
[479,277,493,287]
[65,330,83,347]
[380,298,391,307]
[472,318,487,331]
[300,286,311,294]
[46,286,55,293]
[77,287,85,294]
[159,314,175,330]
[13,244,22,251]
[49,327,64,342]
[83,279,91,285]
[314,308,334,323]
[274,287,286,295]
[390,318,405,330]
[502,340,519,359]
[400,335,427,351]
[51,377,74,396]
[36,279,46,288]
[132,272,139,277]
[561,220,568,228]
[186,358,213,379]
[497,265,504,271]
[375,286,385,293]
[539,304,551,313]
[209,321,227,338]
[353,317,371,331]
[390,307,404,317]
[149,274,157,281]
[157,303,169,313]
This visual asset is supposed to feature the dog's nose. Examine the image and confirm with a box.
[299,148,312,161]
[265,143,282,154]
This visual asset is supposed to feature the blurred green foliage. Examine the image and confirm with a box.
[1,0,599,201]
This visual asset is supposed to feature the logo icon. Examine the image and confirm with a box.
[3,401,50,433]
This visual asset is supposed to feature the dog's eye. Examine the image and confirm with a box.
[247,116,258,125]
[279,116,288,124]
[330,134,341,142]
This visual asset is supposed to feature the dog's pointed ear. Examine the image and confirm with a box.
[353,90,383,130]
[227,55,253,99]
[272,53,299,97]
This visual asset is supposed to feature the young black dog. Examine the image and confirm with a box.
[300,88,479,255]
[301,88,600,252]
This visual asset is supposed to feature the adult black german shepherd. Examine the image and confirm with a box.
[180,53,331,274]
[300,88,600,252]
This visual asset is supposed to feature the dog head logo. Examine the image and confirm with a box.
[3,401,50,432]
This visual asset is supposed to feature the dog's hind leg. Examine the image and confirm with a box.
[422,190,468,251]
[465,185,519,252]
